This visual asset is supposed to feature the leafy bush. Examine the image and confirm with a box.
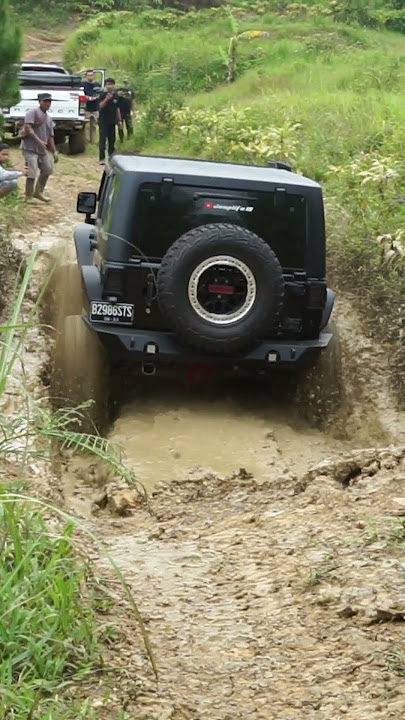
[169,105,301,164]
[0,0,21,116]
[10,0,223,19]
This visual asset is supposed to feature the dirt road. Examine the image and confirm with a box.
[4,142,405,719]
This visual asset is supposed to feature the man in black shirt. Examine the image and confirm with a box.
[117,88,134,142]
[83,70,101,145]
[98,78,122,165]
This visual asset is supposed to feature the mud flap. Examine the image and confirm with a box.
[320,288,335,330]
[74,223,95,266]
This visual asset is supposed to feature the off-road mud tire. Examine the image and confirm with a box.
[52,314,109,431]
[157,223,285,354]
[68,128,86,155]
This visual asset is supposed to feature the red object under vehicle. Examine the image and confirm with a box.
[184,362,218,390]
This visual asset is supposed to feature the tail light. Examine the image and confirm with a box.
[79,94,86,116]
[103,267,124,298]
[306,281,326,309]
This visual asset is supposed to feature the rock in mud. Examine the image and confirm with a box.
[301,446,405,488]
[105,481,145,516]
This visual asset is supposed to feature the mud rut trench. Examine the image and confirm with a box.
[4,143,405,717]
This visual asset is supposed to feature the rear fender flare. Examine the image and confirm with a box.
[81,265,103,304]
[320,288,335,330]
[74,223,94,266]
[74,224,102,303]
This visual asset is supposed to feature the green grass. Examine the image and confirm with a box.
[0,188,25,233]
[63,7,405,99]
[0,498,100,719]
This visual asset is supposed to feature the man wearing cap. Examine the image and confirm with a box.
[20,93,58,204]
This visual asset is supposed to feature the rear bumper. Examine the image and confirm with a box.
[85,319,332,371]
[3,118,85,135]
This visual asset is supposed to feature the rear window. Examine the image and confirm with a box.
[131,183,306,269]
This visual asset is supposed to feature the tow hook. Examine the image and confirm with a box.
[142,362,156,376]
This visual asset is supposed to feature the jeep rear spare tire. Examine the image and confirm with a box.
[157,223,285,354]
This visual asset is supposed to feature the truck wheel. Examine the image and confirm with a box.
[54,132,66,147]
[52,314,109,431]
[295,320,345,427]
[157,223,285,354]
[69,128,86,155]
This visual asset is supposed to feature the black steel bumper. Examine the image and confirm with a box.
[84,318,332,371]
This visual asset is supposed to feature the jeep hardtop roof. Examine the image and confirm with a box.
[110,155,321,190]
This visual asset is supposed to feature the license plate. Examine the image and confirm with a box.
[90,301,134,325]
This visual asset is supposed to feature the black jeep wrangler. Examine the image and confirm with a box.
[53,155,338,422]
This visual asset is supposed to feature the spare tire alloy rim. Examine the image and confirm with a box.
[188,255,257,326]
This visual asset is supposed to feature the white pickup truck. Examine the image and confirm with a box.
[2,62,105,154]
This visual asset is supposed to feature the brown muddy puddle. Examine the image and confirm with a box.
[107,379,353,492]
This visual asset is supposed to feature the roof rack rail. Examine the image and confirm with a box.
[266,160,292,172]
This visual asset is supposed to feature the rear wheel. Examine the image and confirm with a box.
[69,128,86,155]
[52,314,109,431]
[54,132,66,147]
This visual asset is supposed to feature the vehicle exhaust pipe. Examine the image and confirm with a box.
[142,362,156,376]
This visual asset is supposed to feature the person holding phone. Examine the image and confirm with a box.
[98,78,122,165]
[83,69,101,145]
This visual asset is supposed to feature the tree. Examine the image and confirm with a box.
[0,0,21,110]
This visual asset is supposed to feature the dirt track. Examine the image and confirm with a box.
[3,34,405,716]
